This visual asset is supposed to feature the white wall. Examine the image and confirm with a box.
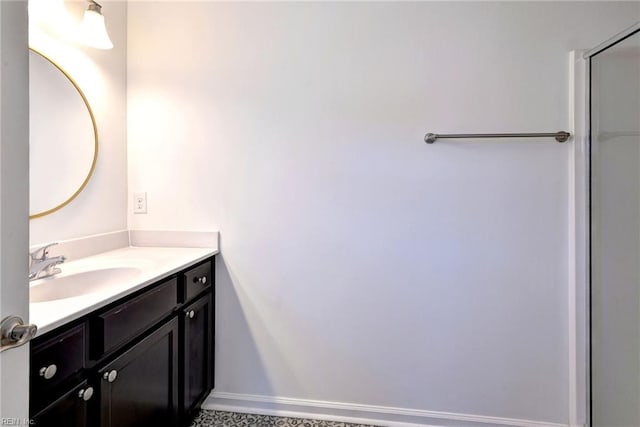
[127,3,640,425]
[29,0,127,245]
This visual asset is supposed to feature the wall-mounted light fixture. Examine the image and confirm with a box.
[80,0,113,50]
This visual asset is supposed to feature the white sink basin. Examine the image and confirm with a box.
[30,267,143,303]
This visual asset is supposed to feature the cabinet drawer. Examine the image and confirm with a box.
[31,323,86,411]
[94,277,178,356]
[182,261,212,302]
[32,380,93,427]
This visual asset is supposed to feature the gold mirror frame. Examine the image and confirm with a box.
[29,47,99,219]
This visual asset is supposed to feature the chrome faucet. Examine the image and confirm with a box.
[29,243,66,281]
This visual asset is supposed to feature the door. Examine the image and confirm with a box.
[99,318,179,427]
[589,24,640,426]
[182,292,212,419]
[0,0,31,423]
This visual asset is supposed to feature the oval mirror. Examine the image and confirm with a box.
[29,48,98,219]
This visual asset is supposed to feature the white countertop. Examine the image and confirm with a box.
[30,246,217,336]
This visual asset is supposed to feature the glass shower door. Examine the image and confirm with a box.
[590,27,640,426]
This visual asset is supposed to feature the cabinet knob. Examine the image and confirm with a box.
[186,310,195,319]
[78,387,94,401]
[39,364,57,380]
[103,370,118,383]
[194,276,207,285]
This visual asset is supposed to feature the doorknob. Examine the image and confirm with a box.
[0,316,37,353]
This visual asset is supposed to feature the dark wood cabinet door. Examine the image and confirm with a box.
[99,318,179,427]
[182,292,213,418]
[32,380,93,427]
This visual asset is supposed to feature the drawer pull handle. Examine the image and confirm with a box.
[186,310,195,319]
[194,276,207,285]
[39,364,57,380]
[103,370,118,383]
[78,387,94,401]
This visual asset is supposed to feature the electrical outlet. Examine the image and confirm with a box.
[134,192,147,214]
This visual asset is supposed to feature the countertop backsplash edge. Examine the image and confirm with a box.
[30,230,130,262]
[129,229,219,249]
[30,229,220,261]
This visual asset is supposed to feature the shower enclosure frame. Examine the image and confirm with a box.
[572,21,640,427]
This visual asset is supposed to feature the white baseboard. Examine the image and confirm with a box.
[204,392,568,427]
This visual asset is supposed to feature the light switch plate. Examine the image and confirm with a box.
[134,192,147,214]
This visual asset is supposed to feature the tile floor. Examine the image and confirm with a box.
[190,410,379,427]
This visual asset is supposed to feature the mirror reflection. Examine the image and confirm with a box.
[29,48,97,219]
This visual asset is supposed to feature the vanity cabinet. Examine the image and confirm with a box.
[30,257,215,427]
